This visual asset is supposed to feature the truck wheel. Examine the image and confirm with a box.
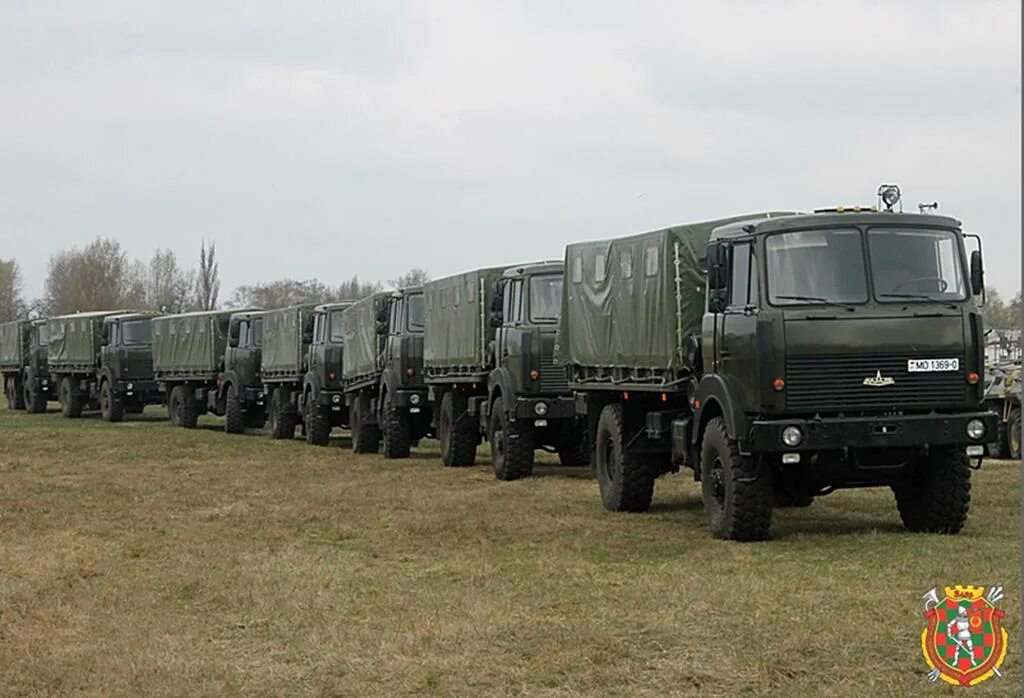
[100,380,124,422]
[352,395,381,453]
[268,387,296,439]
[1007,407,1021,460]
[381,393,411,459]
[6,376,25,410]
[699,417,773,540]
[987,417,1009,459]
[169,386,198,429]
[224,384,244,434]
[306,402,331,446]
[594,403,654,512]
[59,377,83,418]
[439,391,476,466]
[24,381,46,414]
[558,427,591,466]
[893,447,970,534]
[489,396,534,480]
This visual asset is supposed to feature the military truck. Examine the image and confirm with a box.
[20,319,53,412]
[221,310,267,433]
[2,320,31,410]
[47,310,161,420]
[982,361,1020,459]
[424,264,586,478]
[557,205,997,540]
[341,287,431,457]
[260,302,352,444]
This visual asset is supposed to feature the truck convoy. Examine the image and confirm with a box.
[1,319,52,412]
[557,206,997,540]
[983,361,1021,459]
[46,310,161,421]
[342,287,431,458]
[423,263,587,479]
[261,302,354,444]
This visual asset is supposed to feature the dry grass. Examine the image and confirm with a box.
[0,406,1018,696]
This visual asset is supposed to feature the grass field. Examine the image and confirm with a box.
[0,407,1019,696]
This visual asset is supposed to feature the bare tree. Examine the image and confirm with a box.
[389,268,430,290]
[196,241,220,310]
[336,275,383,301]
[228,278,333,309]
[0,259,25,321]
[44,237,134,314]
[147,249,194,312]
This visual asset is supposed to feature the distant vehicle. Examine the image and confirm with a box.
[423,263,588,480]
[46,310,161,420]
[1,318,55,413]
[558,202,997,539]
[341,287,432,458]
[983,361,1020,459]
[221,310,267,433]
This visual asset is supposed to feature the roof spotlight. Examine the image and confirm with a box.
[877,184,902,212]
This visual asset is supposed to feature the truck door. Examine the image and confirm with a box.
[718,242,760,410]
[496,279,523,370]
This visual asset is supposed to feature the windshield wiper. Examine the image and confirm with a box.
[878,293,957,309]
[775,295,855,312]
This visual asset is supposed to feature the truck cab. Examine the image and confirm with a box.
[219,310,266,432]
[303,302,352,427]
[23,319,52,412]
[693,207,997,534]
[480,262,588,478]
[376,286,432,455]
[98,313,160,419]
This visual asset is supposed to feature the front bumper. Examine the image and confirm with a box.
[319,390,346,410]
[514,396,575,420]
[393,389,428,411]
[747,411,1000,452]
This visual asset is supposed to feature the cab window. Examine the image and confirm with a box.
[729,243,753,307]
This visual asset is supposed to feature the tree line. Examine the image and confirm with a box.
[0,236,430,322]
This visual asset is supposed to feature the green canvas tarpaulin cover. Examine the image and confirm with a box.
[48,310,130,372]
[0,320,28,370]
[424,266,506,375]
[555,213,787,375]
[342,292,390,381]
[153,310,234,376]
[261,305,315,379]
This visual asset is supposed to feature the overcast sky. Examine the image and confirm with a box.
[1,1,1020,300]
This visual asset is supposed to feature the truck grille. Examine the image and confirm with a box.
[785,353,967,412]
[538,352,569,394]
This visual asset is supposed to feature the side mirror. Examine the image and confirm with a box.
[705,242,729,291]
[101,323,110,343]
[490,310,504,328]
[228,334,239,348]
[707,292,728,314]
[376,319,389,336]
[970,250,985,299]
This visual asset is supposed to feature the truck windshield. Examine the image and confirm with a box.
[329,310,345,342]
[36,324,49,346]
[406,294,425,332]
[121,320,152,345]
[868,228,966,302]
[766,229,868,305]
[529,274,563,323]
[252,318,264,347]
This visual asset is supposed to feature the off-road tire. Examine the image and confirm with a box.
[169,386,198,429]
[351,395,381,453]
[489,396,534,480]
[305,401,331,446]
[439,390,477,467]
[100,380,124,423]
[700,417,773,540]
[381,393,411,459]
[24,381,46,413]
[59,376,83,418]
[594,403,654,512]
[1007,407,1021,461]
[893,447,971,534]
[224,384,244,434]
[268,387,296,439]
[558,427,591,466]
[6,376,25,410]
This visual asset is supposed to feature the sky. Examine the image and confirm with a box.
[1,1,1020,300]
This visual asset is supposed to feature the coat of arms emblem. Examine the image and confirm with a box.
[921,585,1008,687]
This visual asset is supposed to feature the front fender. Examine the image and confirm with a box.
[487,367,515,416]
[380,368,401,402]
[220,370,239,399]
[693,374,749,449]
[303,372,322,401]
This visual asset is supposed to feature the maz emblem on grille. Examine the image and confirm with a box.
[863,370,896,387]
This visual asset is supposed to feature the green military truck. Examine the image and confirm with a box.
[424,264,586,478]
[221,310,267,433]
[557,205,997,540]
[983,361,1020,459]
[260,302,352,444]
[19,319,53,412]
[2,320,33,410]
[342,287,431,457]
[47,310,160,420]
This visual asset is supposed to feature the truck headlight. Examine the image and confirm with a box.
[534,401,549,416]
[126,382,134,391]
[781,425,803,448]
[409,393,421,405]
[965,419,986,441]
[332,394,342,404]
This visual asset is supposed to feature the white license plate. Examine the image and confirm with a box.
[907,358,959,373]
[409,407,421,414]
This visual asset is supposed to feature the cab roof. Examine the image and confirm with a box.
[710,211,963,240]
[104,311,159,323]
[315,301,356,312]
[502,260,563,278]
